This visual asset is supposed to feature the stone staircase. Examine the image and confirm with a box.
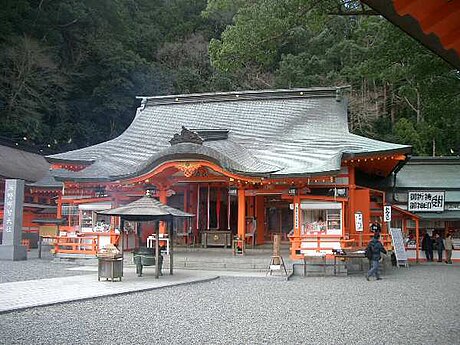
[162,246,295,273]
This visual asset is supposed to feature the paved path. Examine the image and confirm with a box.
[0,269,218,314]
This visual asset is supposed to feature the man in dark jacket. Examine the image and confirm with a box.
[435,233,445,262]
[365,234,387,281]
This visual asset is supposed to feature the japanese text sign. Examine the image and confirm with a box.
[408,191,444,212]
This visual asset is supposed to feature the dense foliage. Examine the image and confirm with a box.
[0,0,459,156]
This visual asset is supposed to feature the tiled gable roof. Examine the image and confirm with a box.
[0,145,50,182]
[48,88,410,181]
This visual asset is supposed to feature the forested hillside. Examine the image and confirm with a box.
[1,0,459,156]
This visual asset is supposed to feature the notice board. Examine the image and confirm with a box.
[389,228,408,267]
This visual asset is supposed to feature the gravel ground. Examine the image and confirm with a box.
[0,263,459,345]
[0,249,93,283]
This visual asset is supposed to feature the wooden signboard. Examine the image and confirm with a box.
[39,225,59,237]
[389,228,408,267]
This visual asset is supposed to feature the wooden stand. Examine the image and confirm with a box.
[266,234,287,275]
[267,255,288,276]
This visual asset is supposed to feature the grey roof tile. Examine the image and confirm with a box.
[395,157,460,189]
[0,145,50,182]
[48,88,410,181]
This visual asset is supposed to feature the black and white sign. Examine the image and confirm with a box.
[383,205,391,223]
[354,212,363,232]
[389,228,408,267]
[294,203,299,231]
[408,191,444,212]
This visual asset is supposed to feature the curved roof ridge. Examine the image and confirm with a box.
[47,88,410,182]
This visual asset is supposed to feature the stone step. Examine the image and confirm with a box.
[163,257,280,271]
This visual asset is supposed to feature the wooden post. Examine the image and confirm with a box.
[155,221,160,279]
[237,188,246,254]
[38,235,42,259]
[159,189,167,235]
[57,194,62,219]
[196,183,200,232]
[348,166,356,239]
[207,184,210,230]
[216,188,221,229]
[183,189,188,233]
[169,219,173,275]
[119,218,124,275]
[415,218,420,263]
[255,195,264,244]
[292,194,301,258]
[273,234,280,256]
[227,191,231,231]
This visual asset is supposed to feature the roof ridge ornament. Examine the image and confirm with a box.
[169,126,203,146]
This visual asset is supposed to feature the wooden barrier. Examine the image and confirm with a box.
[47,233,120,256]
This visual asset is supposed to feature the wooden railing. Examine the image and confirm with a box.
[47,233,120,256]
[343,233,392,250]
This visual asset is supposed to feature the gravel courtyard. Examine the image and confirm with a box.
[0,258,459,345]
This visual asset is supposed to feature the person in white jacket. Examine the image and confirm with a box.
[444,233,454,264]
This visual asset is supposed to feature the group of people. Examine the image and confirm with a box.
[421,232,455,264]
[364,227,456,282]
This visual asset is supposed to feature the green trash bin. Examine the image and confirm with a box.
[133,247,163,277]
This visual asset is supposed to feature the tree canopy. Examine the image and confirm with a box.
[0,0,459,156]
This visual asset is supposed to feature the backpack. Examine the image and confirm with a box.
[365,243,374,260]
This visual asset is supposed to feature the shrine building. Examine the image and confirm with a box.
[46,87,413,259]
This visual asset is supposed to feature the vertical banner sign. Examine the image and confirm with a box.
[383,206,392,223]
[294,203,299,231]
[354,212,363,232]
[2,179,24,246]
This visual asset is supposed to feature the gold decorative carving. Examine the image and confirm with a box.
[176,162,201,177]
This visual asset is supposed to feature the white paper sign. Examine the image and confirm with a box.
[408,191,444,212]
[355,212,363,232]
[383,206,392,222]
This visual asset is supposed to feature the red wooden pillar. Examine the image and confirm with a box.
[56,193,63,219]
[255,195,264,244]
[237,188,246,240]
[291,194,302,258]
[159,188,167,234]
[183,188,188,232]
[216,188,221,229]
[189,184,198,243]
[195,184,200,240]
[227,190,231,231]
[207,184,210,230]
[348,166,356,236]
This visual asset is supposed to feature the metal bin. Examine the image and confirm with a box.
[98,254,123,282]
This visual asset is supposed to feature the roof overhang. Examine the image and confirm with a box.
[362,0,460,69]
[413,210,460,221]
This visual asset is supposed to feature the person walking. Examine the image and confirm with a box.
[435,233,445,262]
[444,232,454,264]
[365,234,387,281]
[421,232,434,262]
